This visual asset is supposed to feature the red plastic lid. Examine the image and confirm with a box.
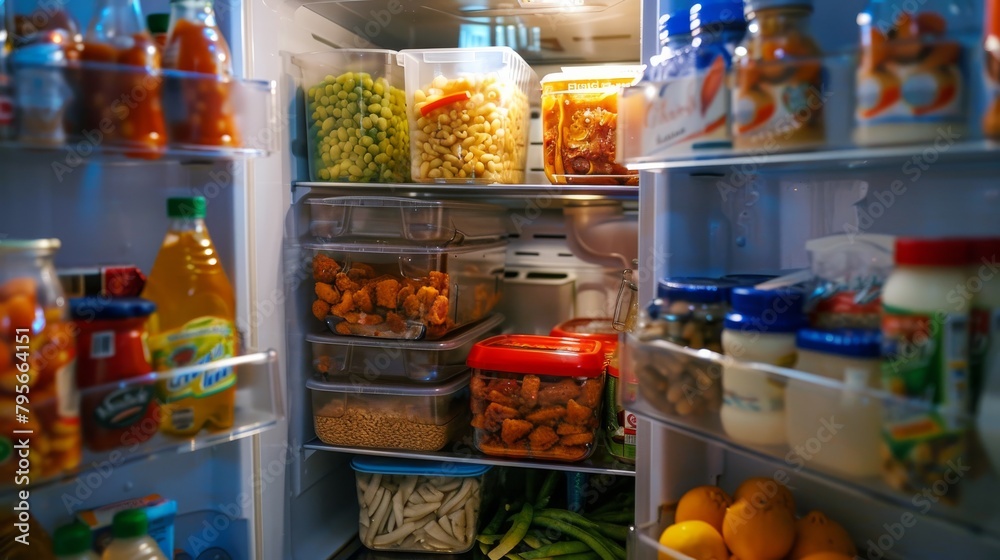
[969,238,1000,263]
[549,318,619,350]
[467,334,605,378]
[895,238,969,267]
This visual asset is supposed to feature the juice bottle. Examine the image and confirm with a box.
[142,197,237,437]
[54,521,98,560]
[100,510,168,560]
[162,0,241,147]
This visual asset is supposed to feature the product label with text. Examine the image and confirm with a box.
[149,316,236,403]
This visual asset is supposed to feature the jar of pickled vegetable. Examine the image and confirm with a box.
[856,0,976,146]
[732,0,825,152]
[0,239,81,486]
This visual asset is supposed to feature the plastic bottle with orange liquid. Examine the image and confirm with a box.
[142,196,237,437]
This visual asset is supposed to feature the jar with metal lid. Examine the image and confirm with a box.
[0,239,81,484]
[648,277,731,352]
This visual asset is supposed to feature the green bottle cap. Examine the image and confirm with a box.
[147,14,171,35]
[111,509,149,539]
[167,197,207,219]
[53,521,92,555]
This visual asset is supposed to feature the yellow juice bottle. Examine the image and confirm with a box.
[142,196,237,436]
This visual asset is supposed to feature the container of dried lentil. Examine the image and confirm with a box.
[292,49,410,183]
[308,372,470,451]
[397,47,537,184]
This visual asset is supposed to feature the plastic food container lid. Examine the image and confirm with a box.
[304,238,508,255]
[540,66,643,93]
[895,238,970,267]
[307,371,470,396]
[351,456,492,477]
[725,287,805,333]
[657,277,733,303]
[70,297,156,320]
[796,329,881,358]
[549,318,619,348]
[466,335,605,378]
[307,314,505,350]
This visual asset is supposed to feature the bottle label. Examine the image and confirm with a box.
[56,360,79,419]
[150,317,236,403]
[857,41,964,125]
[880,305,969,499]
[603,374,636,461]
[732,60,826,147]
[94,385,155,429]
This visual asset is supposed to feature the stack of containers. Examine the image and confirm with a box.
[303,196,508,452]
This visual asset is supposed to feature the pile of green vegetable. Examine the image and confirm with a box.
[475,469,634,560]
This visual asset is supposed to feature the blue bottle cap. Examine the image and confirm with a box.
[69,297,156,320]
[725,287,804,333]
[691,0,747,29]
[796,329,882,358]
[657,277,733,303]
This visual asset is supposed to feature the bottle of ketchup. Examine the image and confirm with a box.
[162,0,241,147]
[71,298,159,452]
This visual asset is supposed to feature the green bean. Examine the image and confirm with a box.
[585,510,633,525]
[530,516,620,560]
[489,503,533,560]
[520,541,591,559]
[534,471,560,509]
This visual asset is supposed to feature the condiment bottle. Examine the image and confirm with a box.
[856,0,976,146]
[689,0,747,149]
[720,287,804,446]
[880,237,971,501]
[100,509,168,560]
[10,41,70,147]
[732,0,824,152]
[80,0,167,159]
[54,521,99,560]
[163,0,240,147]
[146,13,170,50]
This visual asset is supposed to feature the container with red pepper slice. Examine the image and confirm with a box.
[419,90,471,117]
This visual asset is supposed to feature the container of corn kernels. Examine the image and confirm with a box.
[397,47,538,184]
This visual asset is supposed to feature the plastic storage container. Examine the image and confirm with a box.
[304,197,508,245]
[350,457,489,553]
[786,329,883,477]
[309,313,504,383]
[467,335,606,462]
[539,66,641,185]
[307,241,506,340]
[549,318,620,356]
[292,50,410,183]
[308,372,470,451]
[397,47,538,184]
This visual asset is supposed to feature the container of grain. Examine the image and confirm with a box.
[397,47,538,184]
[292,49,410,183]
[351,457,490,553]
[308,372,470,451]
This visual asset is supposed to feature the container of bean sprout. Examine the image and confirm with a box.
[292,49,410,183]
[397,47,538,184]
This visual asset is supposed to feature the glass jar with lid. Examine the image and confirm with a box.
[0,239,81,485]
[732,0,825,151]
[648,277,731,352]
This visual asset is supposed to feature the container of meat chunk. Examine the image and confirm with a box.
[466,335,606,462]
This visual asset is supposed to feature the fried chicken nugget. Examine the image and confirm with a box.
[521,375,540,406]
[416,286,439,307]
[347,262,376,281]
[353,285,374,313]
[396,285,414,309]
[565,399,593,425]
[550,444,588,460]
[428,270,449,295]
[385,311,407,333]
[471,414,488,430]
[426,295,449,326]
[314,355,332,374]
[559,433,594,446]
[311,299,330,321]
[314,282,341,305]
[335,273,359,293]
[357,313,383,326]
[471,375,489,400]
[484,402,520,432]
[529,425,559,451]
[538,379,582,407]
[334,322,352,335]
[375,278,401,309]
[501,418,533,445]
[525,406,566,426]
[578,378,603,408]
[557,423,588,436]
[330,290,355,317]
[487,390,519,408]
[402,294,422,319]
[312,254,340,283]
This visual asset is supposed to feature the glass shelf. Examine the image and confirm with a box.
[304,429,636,477]
[293,181,639,200]
[0,350,284,497]
[622,333,1000,542]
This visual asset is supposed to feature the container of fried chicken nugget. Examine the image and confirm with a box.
[466,335,606,462]
[307,241,506,340]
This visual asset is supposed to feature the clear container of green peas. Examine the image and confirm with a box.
[293,50,411,183]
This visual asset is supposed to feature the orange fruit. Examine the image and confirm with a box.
[658,520,729,560]
[722,497,796,560]
[5,295,37,334]
[798,554,855,560]
[676,486,733,534]
[788,511,857,560]
[732,477,796,513]
[0,278,36,302]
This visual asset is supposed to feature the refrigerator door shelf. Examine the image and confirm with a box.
[0,349,284,498]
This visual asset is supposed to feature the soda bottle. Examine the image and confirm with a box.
[100,510,167,560]
[142,196,237,437]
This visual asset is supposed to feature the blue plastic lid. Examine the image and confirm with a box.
[721,274,777,287]
[796,329,882,358]
[351,457,492,477]
[744,0,813,17]
[691,0,746,29]
[70,297,156,320]
[657,277,733,303]
[659,1,694,39]
[725,287,804,332]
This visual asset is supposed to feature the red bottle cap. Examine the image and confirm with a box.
[894,238,970,267]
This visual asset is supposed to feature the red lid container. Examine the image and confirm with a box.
[466,334,605,378]
[895,238,970,267]
[549,318,619,350]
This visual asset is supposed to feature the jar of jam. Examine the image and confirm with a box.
[0,239,80,485]
[71,297,159,452]
[732,0,825,152]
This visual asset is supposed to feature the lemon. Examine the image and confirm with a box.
[658,520,729,560]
